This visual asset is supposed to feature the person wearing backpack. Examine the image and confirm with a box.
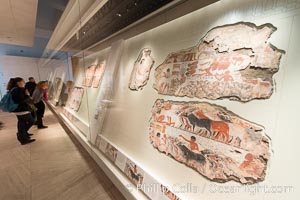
[7,77,36,145]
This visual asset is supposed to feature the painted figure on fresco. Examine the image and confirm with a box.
[149,99,271,184]
[92,61,106,88]
[129,48,155,91]
[160,185,181,200]
[124,159,144,185]
[154,22,285,102]
[82,65,97,87]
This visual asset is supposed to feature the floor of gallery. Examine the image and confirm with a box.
[0,108,126,200]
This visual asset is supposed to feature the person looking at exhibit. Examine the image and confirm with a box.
[25,77,37,96]
[42,81,49,102]
[7,77,36,145]
[32,81,48,129]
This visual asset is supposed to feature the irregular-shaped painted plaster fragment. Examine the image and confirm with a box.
[129,48,155,90]
[154,22,284,102]
[149,99,271,184]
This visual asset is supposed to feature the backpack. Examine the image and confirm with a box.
[0,88,19,112]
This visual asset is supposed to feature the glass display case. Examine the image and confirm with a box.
[39,0,300,199]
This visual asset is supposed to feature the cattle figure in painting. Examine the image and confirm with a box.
[186,113,211,133]
[153,22,284,102]
[149,99,271,184]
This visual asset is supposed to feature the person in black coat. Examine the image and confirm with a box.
[7,77,36,145]
[25,77,36,96]
[32,81,48,129]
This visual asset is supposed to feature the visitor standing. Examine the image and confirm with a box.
[32,81,48,129]
[8,78,36,145]
[25,77,37,96]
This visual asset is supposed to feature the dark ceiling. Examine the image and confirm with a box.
[0,0,69,59]
[63,0,174,52]
[0,0,176,59]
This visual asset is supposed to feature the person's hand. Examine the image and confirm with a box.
[25,89,30,96]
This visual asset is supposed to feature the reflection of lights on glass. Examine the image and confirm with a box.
[101,99,113,105]
[116,13,122,17]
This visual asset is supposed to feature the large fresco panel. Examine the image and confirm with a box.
[149,99,271,184]
[154,22,284,102]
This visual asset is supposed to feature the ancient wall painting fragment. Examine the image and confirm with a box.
[66,87,84,112]
[92,61,106,88]
[154,22,284,102]
[82,65,97,87]
[129,48,155,91]
[149,99,271,184]
[104,143,118,162]
[124,159,145,186]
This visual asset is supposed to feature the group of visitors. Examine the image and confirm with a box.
[3,77,48,145]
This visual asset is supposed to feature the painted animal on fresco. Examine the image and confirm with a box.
[217,111,232,123]
[186,113,211,133]
[185,113,230,143]
[176,110,192,130]
[211,121,230,143]
[161,185,181,200]
[177,144,206,165]
[129,167,142,183]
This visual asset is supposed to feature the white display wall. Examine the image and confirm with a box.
[97,0,300,200]
[48,0,300,199]
[0,55,68,98]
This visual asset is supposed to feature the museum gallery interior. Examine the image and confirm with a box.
[0,0,299,200]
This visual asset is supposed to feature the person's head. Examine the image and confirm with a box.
[44,81,49,89]
[156,132,161,137]
[6,78,15,90]
[36,81,48,90]
[191,136,196,141]
[28,77,35,82]
[14,77,25,88]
